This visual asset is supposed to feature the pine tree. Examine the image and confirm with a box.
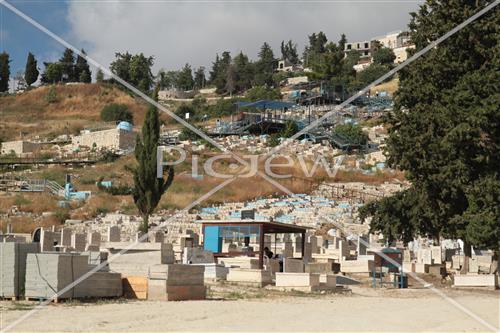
[59,48,75,82]
[132,104,174,233]
[193,66,206,90]
[96,69,105,82]
[24,52,39,87]
[75,49,92,83]
[255,42,276,86]
[360,1,500,270]
[0,52,10,92]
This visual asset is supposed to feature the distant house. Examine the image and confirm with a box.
[345,30,415,65]
[277,59,303,73]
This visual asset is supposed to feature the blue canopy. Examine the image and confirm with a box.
[236,100,296,110]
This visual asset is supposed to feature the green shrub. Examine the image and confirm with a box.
[333,123,368,145]
[100,103,133,123]
[45,86,57,103]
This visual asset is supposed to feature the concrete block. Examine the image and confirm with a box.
[218,256,259,269]
[319,274,337,288]
[428,264,446,277]
[305,262,332,274]
[341,260,374,274]
[0,243,39,297]
[415,263,430,274]
[284,258,304,273]
[25,253,90,299]
[276,273,320,287]
[454,274,498,289]
[226,268,272,287]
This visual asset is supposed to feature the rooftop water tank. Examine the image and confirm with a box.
[117,121,133,131]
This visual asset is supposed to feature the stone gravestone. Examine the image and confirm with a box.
[303,243,312,263]
[430,246,442,264]
[294,235,302,254]
[71,233,86,252]
[418,249,433,265]
[40,229,55,252]
[60,228,72,247]
[308,235,319,254]
[283,241,293,259]
[182,247,214,264]
[150,231,164,243]
[107,226,121,242]
[339,240,349,261]
[88,232,101,247]
[357,235,368,256]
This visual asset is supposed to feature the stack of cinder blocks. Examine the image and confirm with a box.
[148,264,205,301]
[0,243,40,299]
[25,253,90,300]
[24,253,123,300]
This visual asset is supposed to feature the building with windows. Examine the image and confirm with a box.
[344,30,415,64]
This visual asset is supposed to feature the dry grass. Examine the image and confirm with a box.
[371,77,399,96]
[0,83,150,141]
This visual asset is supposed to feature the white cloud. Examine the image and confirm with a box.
[67,1,422,73]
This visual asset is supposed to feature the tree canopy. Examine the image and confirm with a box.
[360,1,499,256]
[24,52,39,87]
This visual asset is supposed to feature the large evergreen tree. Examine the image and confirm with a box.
[75,49,92,83]
[280,40,299,64]
[193,66,206,90]
[110,52,154,93]
[254,42,276,86]
[59,48,75,82]
[24,52,39,87]
[0,52,10,92]
[132,104,174,233]
[176,63,194,91]
[360,1,500,270]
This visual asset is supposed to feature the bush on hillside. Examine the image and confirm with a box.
[100,103,133,124]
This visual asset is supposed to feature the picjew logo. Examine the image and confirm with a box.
[157,146,344,179]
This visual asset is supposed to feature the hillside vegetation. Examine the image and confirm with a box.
[0,83,152,142]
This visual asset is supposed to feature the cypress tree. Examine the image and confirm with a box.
[0,52,10,92]
[132,104,174,233]
[24,52,39,87]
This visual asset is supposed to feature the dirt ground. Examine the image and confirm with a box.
[1,286,498,332]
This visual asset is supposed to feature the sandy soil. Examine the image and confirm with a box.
[1,287,498,332]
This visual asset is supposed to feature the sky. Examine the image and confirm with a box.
[2,0,423,77]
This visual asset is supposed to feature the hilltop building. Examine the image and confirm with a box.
[71,121,135,152]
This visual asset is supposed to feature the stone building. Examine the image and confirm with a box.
[0,140,41,156]
[71,122,135,152]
